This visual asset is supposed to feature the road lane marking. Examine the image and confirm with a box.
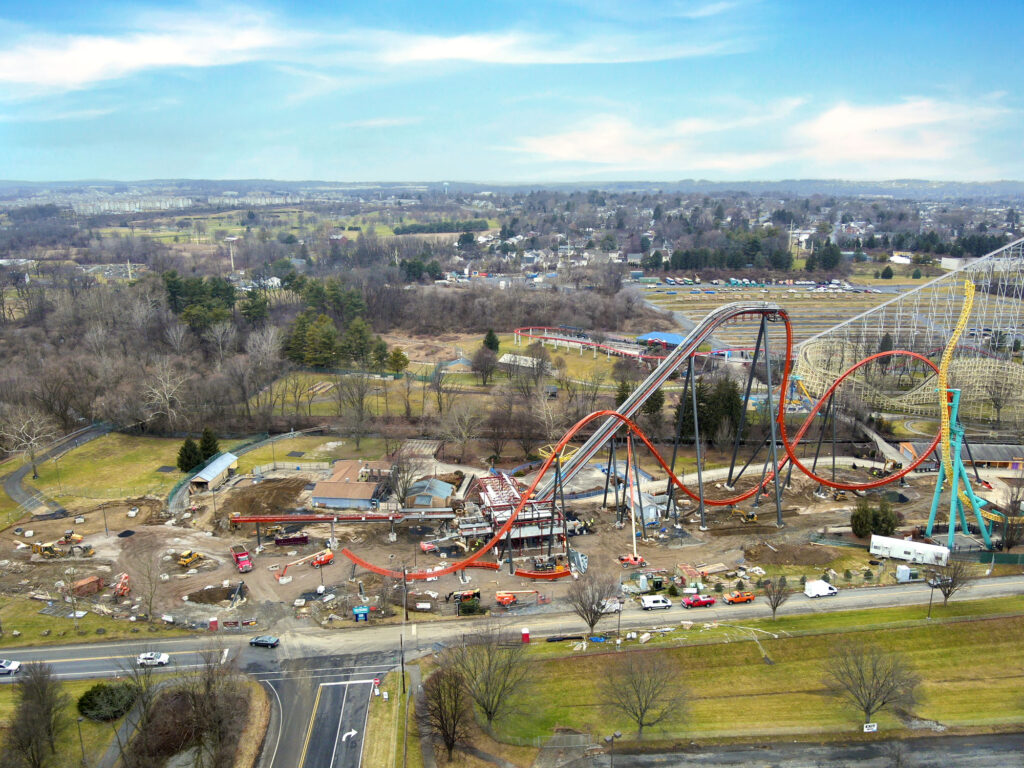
[329,681,351,767]
[27,649,225,664]
[297,682,325,768]
[261,681,283,768]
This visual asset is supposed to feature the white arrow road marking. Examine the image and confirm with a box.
[342,729,357,742]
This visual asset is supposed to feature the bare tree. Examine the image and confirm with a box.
[143,358,188,430]
[1000,468,1024,551]
[0,662,70,767]
[428,365,461,417]
[601,652,683,739]
[824,640,919,724]
[440,402,485,464]
[389,454,426,503]
[566,570,620,634]
[762,578,789,620]
[203,320,237,367]
[984,378,1014,426]
[450,624,530,728]
[185,647,248,768]
[164,322,190,355]
[932,559,973,607]
[471,346,499,386]
[334,373,374,449]
[419,658,471,761]
[376,575,397,618]
[0,408,57,480]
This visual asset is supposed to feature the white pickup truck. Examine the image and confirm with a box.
[804,579,839,598]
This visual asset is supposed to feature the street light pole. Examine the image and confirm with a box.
[76,716,86,766]
[53,457,63,495]
[927,578,936,620]
[101,507,109,538]
[604,731,622,767]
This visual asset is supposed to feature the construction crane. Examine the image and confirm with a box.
[275,549,335,581]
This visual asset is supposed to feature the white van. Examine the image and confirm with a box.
[804,579,839,598]
[640,595,672,610]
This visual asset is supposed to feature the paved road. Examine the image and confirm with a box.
[1,423,111,515]
[598,731,1024,766]
[248,651,394,768]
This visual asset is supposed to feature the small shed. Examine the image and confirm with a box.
[405,478,454,509]
[311,481,383,510]
[189,452,239,493]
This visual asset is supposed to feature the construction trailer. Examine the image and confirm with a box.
[869,535,949,566]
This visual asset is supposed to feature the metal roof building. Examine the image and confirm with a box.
[189,452,239,492]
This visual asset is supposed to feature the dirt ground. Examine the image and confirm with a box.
[0,449,970,630]
[379,332,481,364]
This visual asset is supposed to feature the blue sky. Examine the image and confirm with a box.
[0,0,1021,182]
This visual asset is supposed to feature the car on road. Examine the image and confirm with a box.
[0,660,21,675]
[136,652,169,667]
[250,635,280,648]
[682,594,716,608]
[724,591,755,605]
[640,595,672,610]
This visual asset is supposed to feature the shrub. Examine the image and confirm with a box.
[735,579,745,590]
[778,575,788,588]
[912,268,922,279]
[713,582,724,593]
[844,569,853,582]
[666,584,679,597]
[881,266,894,279]
[458,598,485,615]
[799,575,806,586]
[864,569,874,581]
[78,681,138,721]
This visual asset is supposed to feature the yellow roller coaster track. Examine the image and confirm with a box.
[938,280,1020,525]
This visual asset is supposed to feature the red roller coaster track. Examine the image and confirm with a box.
[343,310,941,581]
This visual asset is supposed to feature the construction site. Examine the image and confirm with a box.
[3,238,1024,634]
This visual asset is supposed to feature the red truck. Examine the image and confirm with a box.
[230,545,253,573]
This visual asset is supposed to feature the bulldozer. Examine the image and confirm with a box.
[831,489,848,502]
[68,544,95,558]
[177,549,204,568]
[31,542,63,558]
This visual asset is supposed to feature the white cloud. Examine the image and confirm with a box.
[338,117,422,129]
[514,101,797,172]
[514,96,1011,178]
[794,98,1002,163]
[356,30,733,66]
[0,13,288,91]
[0,106,114,122]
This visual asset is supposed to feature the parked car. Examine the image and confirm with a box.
[136,652,169,667]
[682,594,716,608]
[723,591,755,605]
[249,635,280,648]
[640,595,672,611]
[0,660,21,675]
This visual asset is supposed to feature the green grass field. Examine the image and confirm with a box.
[492,597,1024,745]
[0,677,123,765]
[23,433,245,504]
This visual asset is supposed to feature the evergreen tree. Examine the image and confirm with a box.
[615,379,632,408]
[339,317,375,367]
[177,438,203,473]
[387,348,410,377]
[304,314,341,368]
[284,311,313,364]
[880,265,894,279]
[199,427,220,461]
[483,329,500,353]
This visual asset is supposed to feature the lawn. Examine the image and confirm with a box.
[492,603,1024,745]
[0,677,124,765]
[23,433,247,506]
[362,671,423,768]
[0,597,190,649]
[234,436,387,474]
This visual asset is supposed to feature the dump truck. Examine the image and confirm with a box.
[230,544,253,573]
[177,550,204,568]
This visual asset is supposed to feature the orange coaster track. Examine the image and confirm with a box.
[343,309,940,581]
